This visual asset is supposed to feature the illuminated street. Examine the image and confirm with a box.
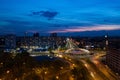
[91,53,119,80]
[63,53,119,80]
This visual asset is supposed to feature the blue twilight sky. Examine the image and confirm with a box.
[0,0,120,36]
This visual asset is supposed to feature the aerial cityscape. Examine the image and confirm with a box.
[0,0,120,80]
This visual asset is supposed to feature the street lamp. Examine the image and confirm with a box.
[56,76,59,79]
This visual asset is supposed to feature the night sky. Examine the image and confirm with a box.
[0,0,120,36]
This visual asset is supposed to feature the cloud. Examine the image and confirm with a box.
[40,11,58,20]
[49,25,120,33]
[30,10,59,20]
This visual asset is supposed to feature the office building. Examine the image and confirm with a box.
[50,33,57,37]
[106,39,120,75]
[106,49,120,75]
[33,32,39,37]
[5,34,16,49]
[0,36,5,48]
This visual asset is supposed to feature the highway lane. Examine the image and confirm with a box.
[63,54,119,80]
[63,55,105,80]
[81,59,109,80]
[91,54,119,80]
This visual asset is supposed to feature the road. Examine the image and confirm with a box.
[81,59,107,80]
[29,51,119,80]
[62,53,119,80]
[90,54,119,80]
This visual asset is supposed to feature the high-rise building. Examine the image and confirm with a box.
[105,34,109,47]
[0,36,5,48]
[5,34,16,49]
[106,48,120,75]
[33,32,39,37]
[50,33,57,37]
[106,39,120,75]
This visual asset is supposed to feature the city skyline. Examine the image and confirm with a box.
[0,0,120,36]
